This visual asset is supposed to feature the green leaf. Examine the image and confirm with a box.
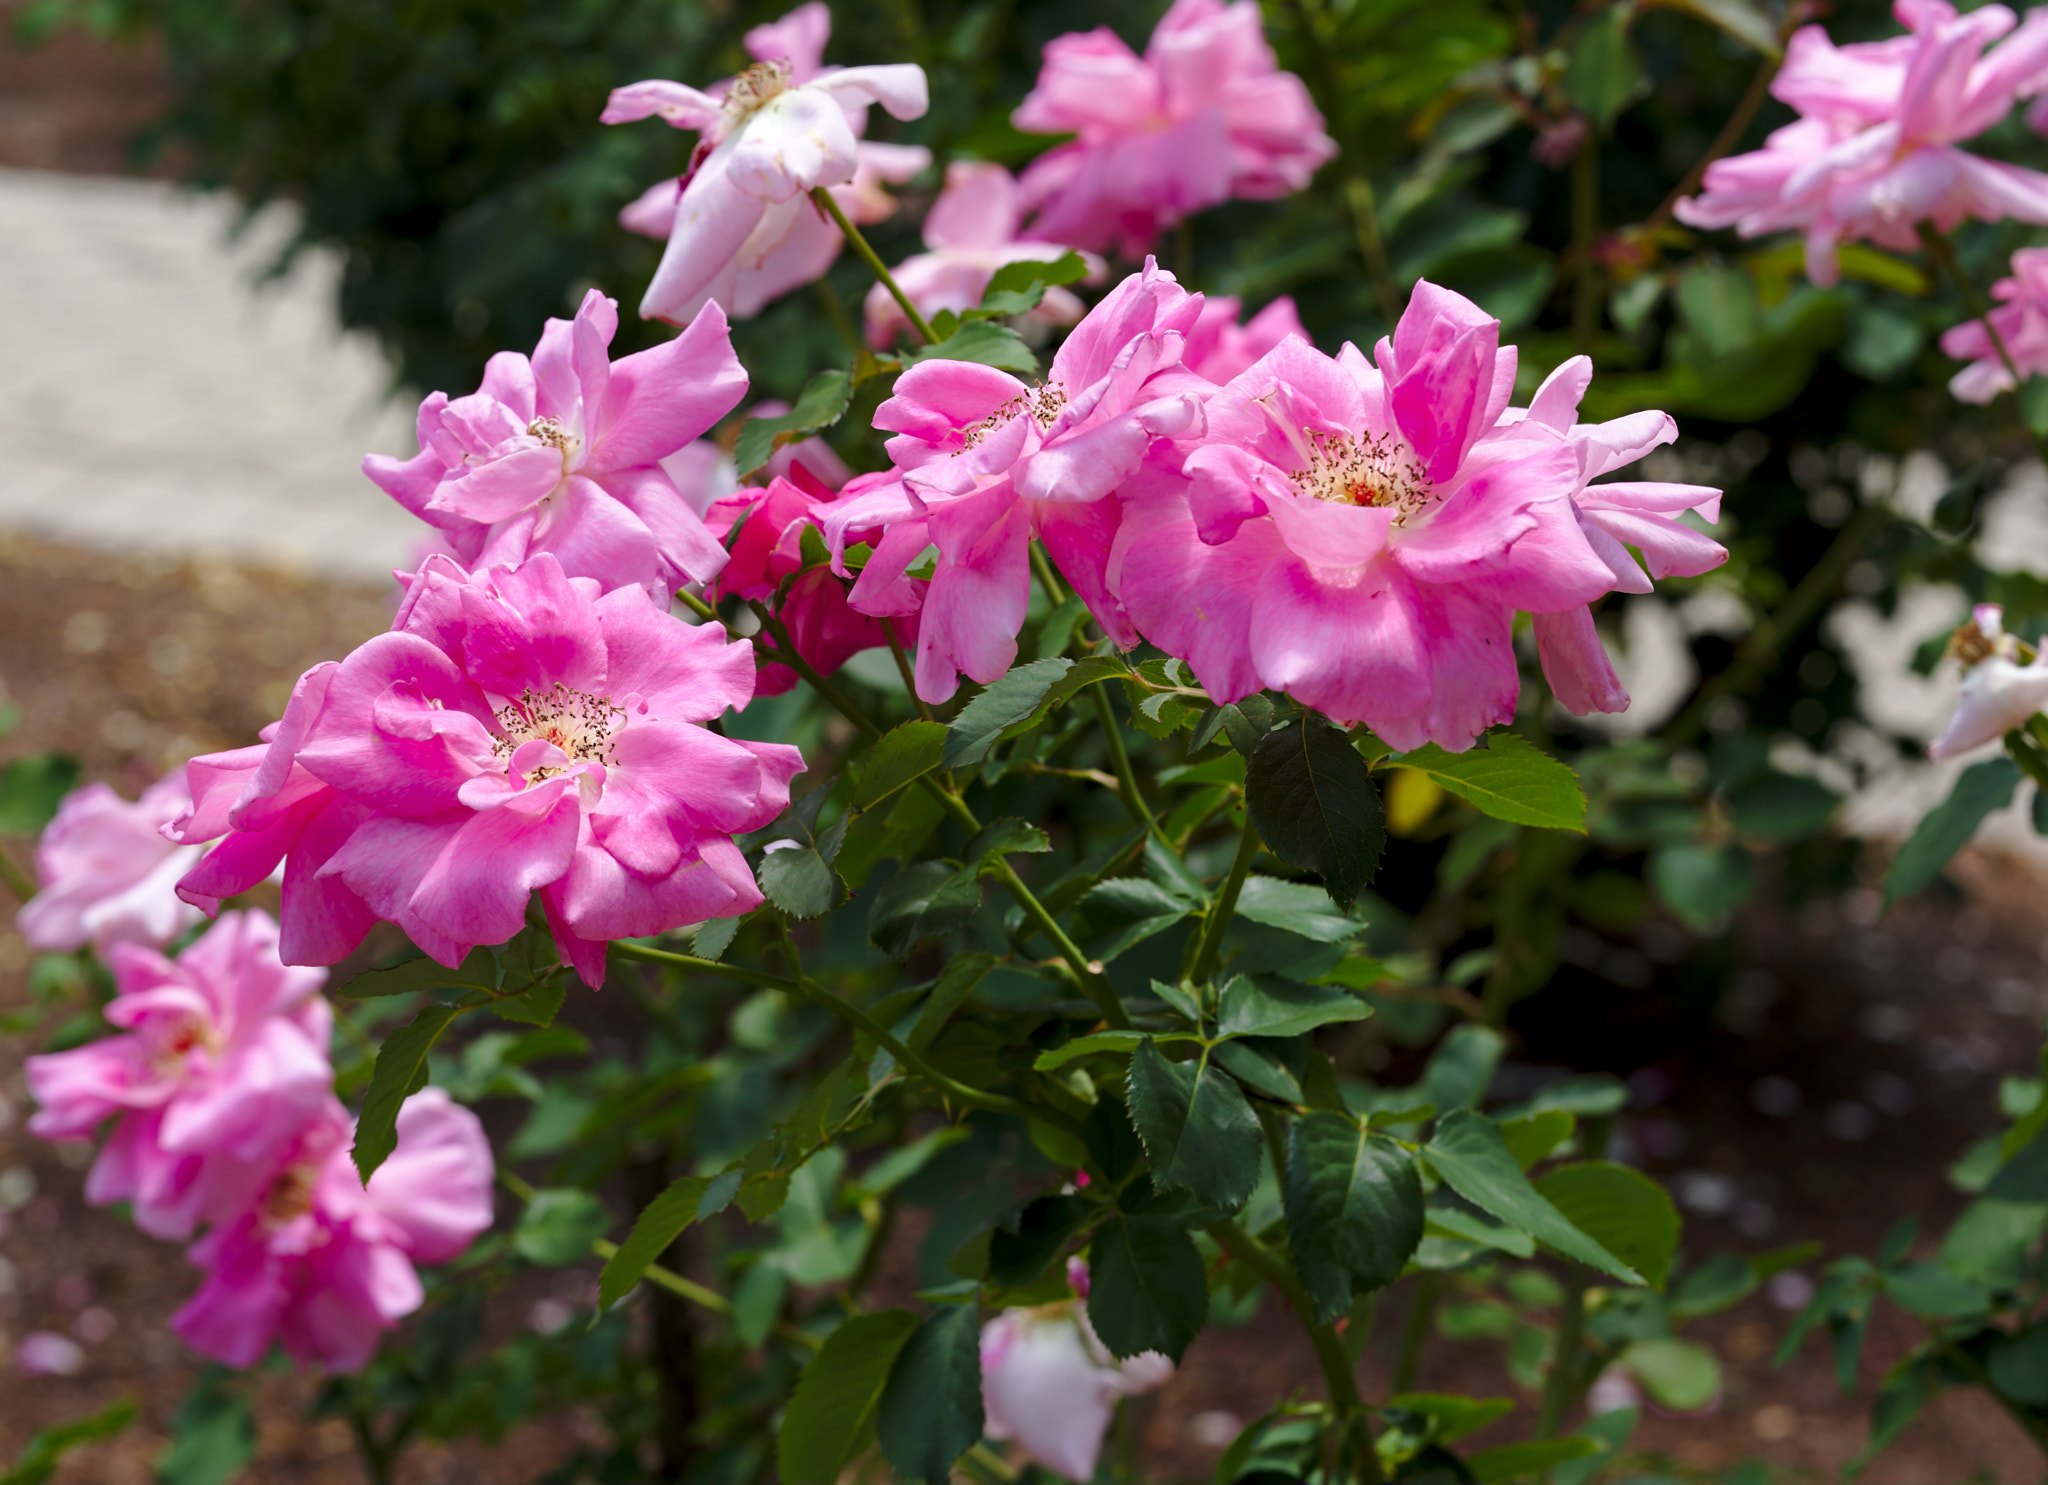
[1643,0,1782,57]
[734,368,854,477]
[1649,842,1757,929]
[1421,1024,1506,1112]
[1534,1161,1680,1290]
[1552,1405,1640,1485]
[351,1003,463,1182]
[908,954,998,1053]
[1501,1108,1576,1170]
[1386,1392,1514,1443]
[1034,1029,1152,1070]
[1231,875,1361,941]
[966,817,1052,868]
[976,251,1091,315]
[1088,1216,1209,1362]
[1620,1337,1722,1411]
[1,1397,135,1485]
[1467,1437,1601,1484]
[1246,716,1386,908]
[154,1370,252,1485]
[876,1303,985,1485]
[907,320,1039,374]
[869,860,982,959]
[1989,1326,2048,1405]
[943,656,1126,767]
[1885,757,2022,904]
[0,753,79,836]
[1397,734,1586,831]
[1426,1205,1535,1257]
[1284,1113,1425,1321]
[340,947,498,999]
[1423,1110,1642,1283]
[778,1310,921,1485]
[512,1187,610,1266]
[1566,5,1645,128]
[492,975,566,1028]
[1881,1261,1990,1319]
[598,1170,741,1312]
[1215,976,1371,1040]
[850,720,950,809]
[693,915,740,961]
[759,844,842,919]
[1127,1039,1263,1209]
[988,1194,1094,1288]
[1074,877,1195,964]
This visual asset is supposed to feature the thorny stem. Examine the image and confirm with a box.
[1919,221,2048,466]
[1190,818,1261,989]
[812,186,937,345]
[1209,1220,1385,1483]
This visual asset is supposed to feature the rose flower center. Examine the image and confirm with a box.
[1288,427,1433,516]
[494,683,627,779]
[725,60,794,121]
[962,382,1067,450]
[262,1163,317,1226]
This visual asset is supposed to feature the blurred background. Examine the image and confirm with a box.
[4,0,2048,1479]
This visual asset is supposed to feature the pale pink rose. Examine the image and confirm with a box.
[171,1087,493,1372]
[1180,293,1307,383]
[980,1299,1174,1482]
[1013,0,1335,257]
[364,289,746,599]
[1930,603,2048,757]
[707,467,923,696]
[603,4,929,325]
[1675,0,2048,287]
[1941,246,2048,400]
[1111,281,1723,750]
[16,769,205,954]
[174,556,804,987]
[24,910,332,1240]
[826,259,1209,702]
[863,162,1103,349]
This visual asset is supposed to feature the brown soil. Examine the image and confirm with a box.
[0,2,167,175]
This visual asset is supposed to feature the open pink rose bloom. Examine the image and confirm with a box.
[16,767,206,954]
[169,554,803,986]
[1676,0,2048,285]
[1941,245,2048,399]
[24,910,332,1239]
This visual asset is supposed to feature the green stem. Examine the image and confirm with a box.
[1392,1272,1438,1393]
[1091,683,1160,834]
[675,587,719,623]
[883,618,934,721]
[812,186,936,345]
[1569,134,1601,356]
[0,841,36,904]
[1535,1275,1588,1443]
[610,938,799,992]
[1345,178,1403,326]
[349,1402,396,1485]
[1189,819,1261,988]
[1645,32,1788,231]
[1920,221,2048,464]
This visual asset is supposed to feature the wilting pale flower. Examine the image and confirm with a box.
[24,910,332,1240]
[16,769,206,954]
[1675,0,2048,287]
[174,556,803,987]
[827,260,1209,702]
[707,467,923,695]
[981,1284,1173,1481]
[364,289,745,599]
[1181,292,1307,383]
[1013,0,1334,257]
[1941,246,2048,400]
[171,1087,492,1372]
[1930,603,2048,757]
[603,3,929,324]
[1113,281,1721,750]
[864,161,1102,348]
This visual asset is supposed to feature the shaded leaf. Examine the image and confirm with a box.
[1423,1110,1642,1282]
[850,720,950,809]
[759,844,841,919]
[1231,875,1360,941]
[1885,757,2021,904]
[1284,1113,1425,1321]
[1215,976,1371,1040]
[1088,1216,1208,1362]
[734,368,853,477]
[869,861,981,959]
[779,1310,920,1485]
[1127,1039,1263,1209]
[1247,717,1385,908]
[341,947,497,999]
[0,753,79,836]
[598,1170,740,1312]
[352,1004,463,1182]
[1074,877,1195,964]
[1535,1161,1681,1290]
[877,1303,985,1484]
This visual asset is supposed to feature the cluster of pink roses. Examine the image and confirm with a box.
[19,907,492,1371]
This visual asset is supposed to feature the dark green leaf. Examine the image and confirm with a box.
[1231,875,1360,941]
[1420,1024,1506,1112]
[512,1187,610,1266]
[734,368,854,477]
[693,915,741,962]
[966,817,1052,867]
[869,861,982,959]
[1851,1354,1937,1472]
[1127,1039,1263,1208]
[491,974,566,1028]
[1989,1326,2048,1405]
[1088,1216,1209,1362]
[1885,757,2022,904]
[340,947,497,999]
[1398,735,1586,831]
[1566,6,1645,128]
[1726,770,1840,843]
[1034,1029,1153,1070]
[1142,836,1209,905]
[1881,1261,1990,1319]
[598,1170,740,1312]
[0,753,79,836]
[779,1310,921,1485]
[909,953,998,1053]
[1246,717,1385,908]
[907,319,1040,374]
[1,1397,135,1485]
[760,844,842,919]
[1085,1092,1144,1185]
[1468,1438,1601,1483]
[1649,842,1757,929]
[154,1370,252,1485]
[877,1303,985,1484]
[351,1004,463,1181]
[988,1195,1094,1288]
[943,656,1125,767]
[1215,976,1371,1040]
[1423,1110,1642,1282]
[1534,1161,1680,1290]
[850,720,950,809]
[1074,878,1195,964]
[1284,1113,1425,1321]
